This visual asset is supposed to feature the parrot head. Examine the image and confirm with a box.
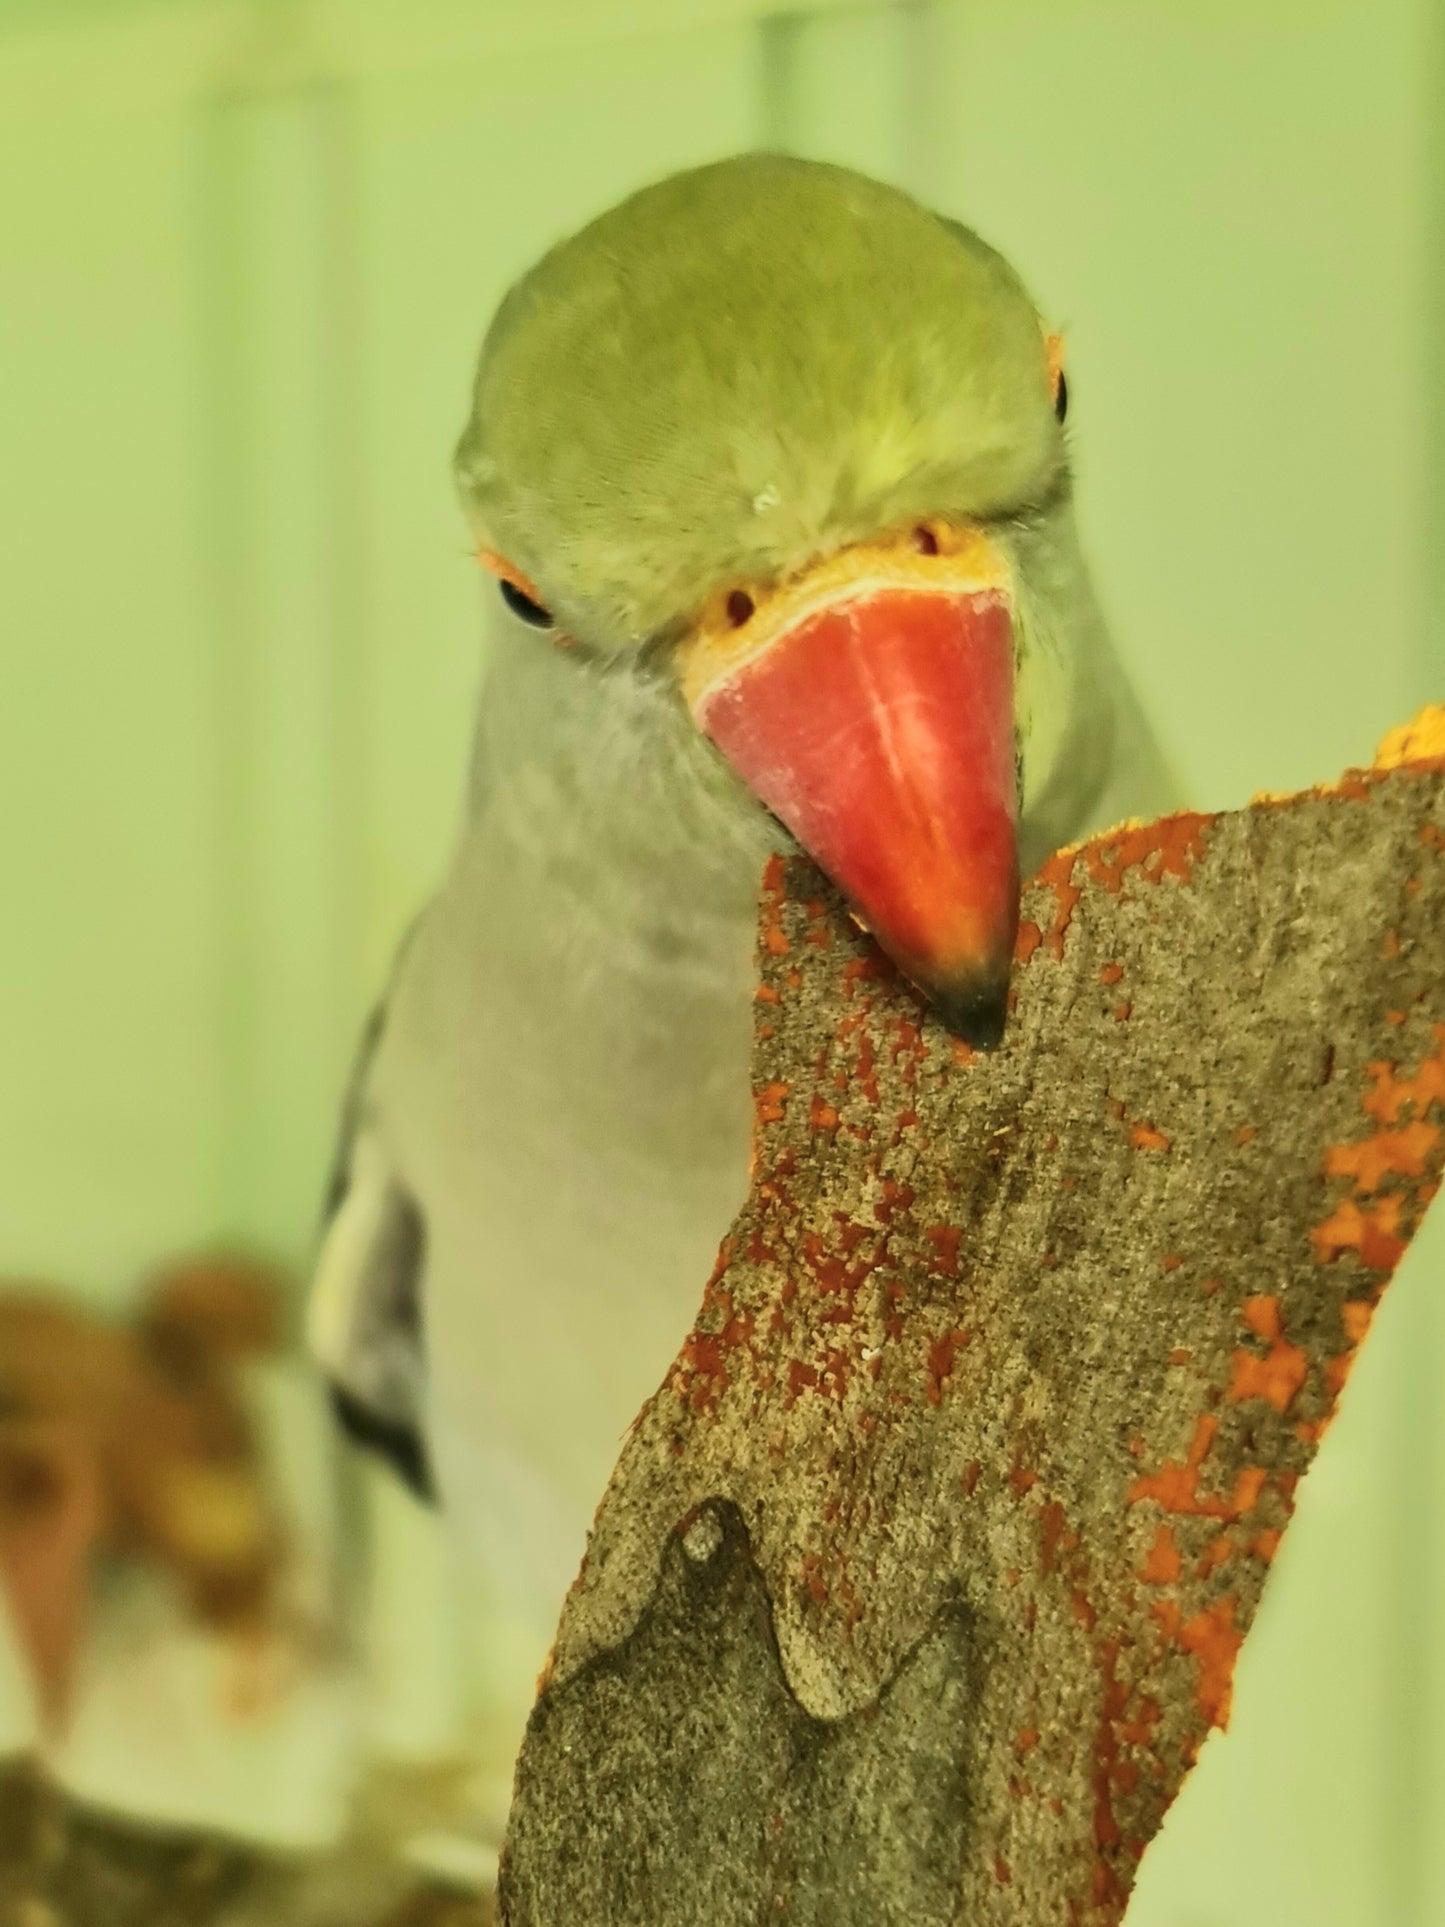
[455,155,1094,1048]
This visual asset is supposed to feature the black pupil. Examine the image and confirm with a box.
[500,578,552,627]
[1054,368,1069,424]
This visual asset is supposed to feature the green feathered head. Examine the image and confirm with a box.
[455,154,1064,653]
[453,153,1099,1048]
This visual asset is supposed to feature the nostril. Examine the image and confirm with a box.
[726,589,756,627]
[912,525,940,556]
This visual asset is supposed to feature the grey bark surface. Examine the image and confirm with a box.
[501,741,1445,1927]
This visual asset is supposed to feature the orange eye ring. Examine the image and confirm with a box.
[476,546,555,630]
[476,546,546,606]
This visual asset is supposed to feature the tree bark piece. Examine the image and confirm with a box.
[502,717,1445,1927]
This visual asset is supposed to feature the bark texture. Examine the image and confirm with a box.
[501,718,1445,1927]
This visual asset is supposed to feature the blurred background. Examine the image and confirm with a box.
[1,0,1442,1920]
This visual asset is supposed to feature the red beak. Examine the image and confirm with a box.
[683,530,1019,1048]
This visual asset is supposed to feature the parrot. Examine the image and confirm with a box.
[307,152,1174,1842]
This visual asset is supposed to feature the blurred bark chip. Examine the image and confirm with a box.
[0,1254,287,1730]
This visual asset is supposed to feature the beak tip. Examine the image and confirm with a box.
[920,972,1012,1051]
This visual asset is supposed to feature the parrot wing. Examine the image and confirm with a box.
[310,974,435,1504]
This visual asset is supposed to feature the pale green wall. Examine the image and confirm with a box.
[0,1,1440,1917]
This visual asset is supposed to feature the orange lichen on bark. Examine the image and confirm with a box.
[1178,1598,1243,1731]
[677,1332,731,1414]
[1130,1121,1171,1153]
[1030,846,1085,960]
[1361,1028,1445,1123]
[1039,1499,1077,1576]
[698,1239,736,1304]
[1227,1337,1309,1414]
[754,1082,791,1126]
[924,1226,962,1276]
[1139,1525,1181,1585]
[1197,1536,1235,1578]
[759,854,791,956]
[1341,1300,1375,1343]
[1309,1027,1442,1274]
[1240,1295,1282,1339]
[1323,1351,1358,1399]
[1019,813,1216,974]
[1087,1638,1132,1911]
[1081,814,1214,895]
[1325,1119,1440,1191]
[1311,1194,1407,1270]
[1373,702,1445,770]
[840,951,894,996]
[1122,1696,1163,1750]
[1128,1414,1267,1521]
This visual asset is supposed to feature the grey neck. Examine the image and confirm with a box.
[463,626,780,997]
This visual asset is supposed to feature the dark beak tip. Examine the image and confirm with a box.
[921,976,1012,1051]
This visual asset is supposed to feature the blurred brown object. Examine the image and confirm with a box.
[0,1255,289,1730]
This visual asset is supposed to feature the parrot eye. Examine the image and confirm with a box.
[726,590,756,627]
[1054,368,1069,424]
[911,525,940,555]
[499,578,554,628]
